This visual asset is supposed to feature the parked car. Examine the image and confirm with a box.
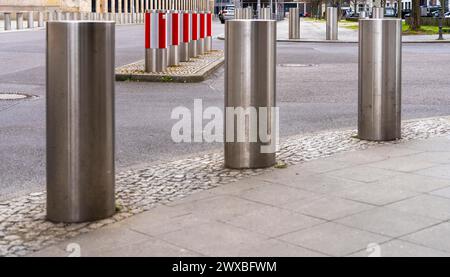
[384,7,397,17]
[446,11,450,18]
[222,5,235,21]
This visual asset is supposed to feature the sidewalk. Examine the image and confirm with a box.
[31,135,450,257]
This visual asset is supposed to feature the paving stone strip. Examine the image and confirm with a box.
[1,116,450,256]
[115,50,224,82]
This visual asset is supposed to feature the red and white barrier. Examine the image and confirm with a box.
[145,11,168,72]
[197,11,205,55]
[167,11,181,66]
[205,11,212,52]
[189,11,199,58]
[180,11,191,62]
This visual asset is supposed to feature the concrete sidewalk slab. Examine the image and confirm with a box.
[29,135,450,257]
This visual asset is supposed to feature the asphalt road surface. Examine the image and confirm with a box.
[1,21,450,200]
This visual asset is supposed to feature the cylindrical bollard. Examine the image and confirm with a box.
[205,11,212,52]
[260,7,271,19]
[4,12,12,30]
[47,11,54,21]
[72,12,78,20]
[358,19,402,141]
[326,7,338,40]
[46,21,116,223]
[145,11,168,72]
[56,11,62,21]
[197,12,205,55]
[64,12,71,20]
[180,11,190,62]
[372,7,384,19]
[38,11,44,27]
[27,11,34,28]
[167,11,181,66]
[288,8,300,39]
[245,7,253,19]
[16,12,24,29]
[224,20,277,169]
[359,11,367,19]
[189,11,198,58]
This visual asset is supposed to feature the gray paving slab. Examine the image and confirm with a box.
[348,239,450,257]
[336,207,441,237]
[401,222,450,253]
[387,195,450,220]
[278,222,390,257]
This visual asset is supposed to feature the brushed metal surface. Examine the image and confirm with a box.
[145,48,168,72]
[197,37,205,55]
[46,21,116,223]
[372,7,384,18]
[358,19,402,141]
[168,45,180,66]
[260,7,271,19]
[189,40,198,57]
[224,20,277,169]
[4,12,11,30]
[180,42,190,61]
[205,36,212,52]
[288,8,300,39]
[326,7,338,40]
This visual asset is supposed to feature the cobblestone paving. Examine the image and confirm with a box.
[116,50,224,78]
[1,116,450,257]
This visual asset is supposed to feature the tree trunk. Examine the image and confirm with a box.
[410,0,421,31]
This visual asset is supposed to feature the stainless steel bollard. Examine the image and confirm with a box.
[46,21,116,223]
[27,11,34,28]
[38,11,44,27]
[225,20,277,169]
[288,8,300,39]
[4,12,12,30]
[372,7,384,18]
[48,11,54,21]
[56,11,62,21]
[260,7,271,19]
[244,7,253,19]
[326,7,338,40]
[64,12,71,20]
[359,11,367,19]
[16,12,24,29]
[358,19,402,141]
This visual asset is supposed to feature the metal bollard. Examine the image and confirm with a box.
[260,7,271,19]
[180,11,190,62]
[64,12,71,20]
[326,7,338,40]
[145,11,168,72]
[56,11,62,21]
[288,8,300,39]
[359,11,367,19]
[27,11,34,28]
[72,12,78,20]
[48,11,54,21]
[358,19,402,141]
[38,11,44,27]
[372,7,384,18]
[245,7,253,19]
[167,11,181,66]
[189,11,198,58]
[235,8,244,19]
[197,12,205,55]
[224,20,277,169]
[16,12,24,29]
[46,21,116,223]
[4,12,12,30]
[205,11,212,52]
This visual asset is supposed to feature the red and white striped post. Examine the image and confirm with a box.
[145,11,168,72]
[205,11,212,52]
[196,11,205,55]
[189,11,199,58]
[180,10,191,62]
[167,10,181,66]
